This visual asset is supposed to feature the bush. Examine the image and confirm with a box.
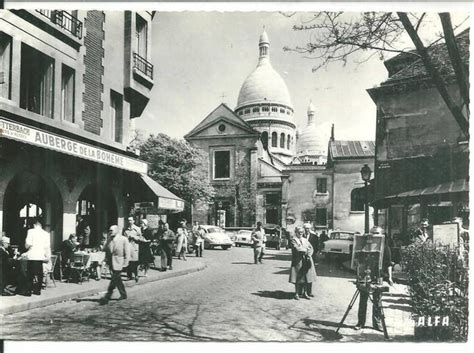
[401,242,468,341]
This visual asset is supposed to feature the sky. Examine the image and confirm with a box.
[136,11,468,143]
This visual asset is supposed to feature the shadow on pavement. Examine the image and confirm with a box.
[273,267,290,275]
[299,318,346,341]
[251,290,295,300]
[231,262,255,265]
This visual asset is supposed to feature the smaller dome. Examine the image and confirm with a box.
[296,101,327,158]
[307,101,316,115]
[259,29,269,44]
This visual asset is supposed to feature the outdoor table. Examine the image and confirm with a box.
[74,251,105,267]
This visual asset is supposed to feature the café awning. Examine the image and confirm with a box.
[373,178,469,208]
[139,174,184,213]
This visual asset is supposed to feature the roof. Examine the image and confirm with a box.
[329,140,375,159]
[184,103,257,139]
[383,28,469,84]
[140,174,184,202]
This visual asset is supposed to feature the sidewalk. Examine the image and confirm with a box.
[0,258,206,315]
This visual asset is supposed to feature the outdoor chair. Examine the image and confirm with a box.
[67,253,90,284]
[44,254,59,288]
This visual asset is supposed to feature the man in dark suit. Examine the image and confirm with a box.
[61,234,78,278]
[303,223,319,297]
[100,225,130,304]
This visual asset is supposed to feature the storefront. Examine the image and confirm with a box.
[0,118,183,251]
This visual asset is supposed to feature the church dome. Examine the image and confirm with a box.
[296,101,328,158]
[236,30,293,110]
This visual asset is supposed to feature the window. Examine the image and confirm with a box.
[218,124,226,132]
[261,131,268,150]
[20,44,54,118]
[286,110,291,115]
[280,133,285,148]
[287,134,290,149]
[272,107,278,112]
[265,193,280,225]
[61,65,75,123]
[265,193,280,206]
[280,108,285,113]
[0,33,12,99]
[244,108,250,114]
[238,111,243,116]
[271,132,277,147]
[316,208,327,226]
[253,107,260,113]
[214,150,230,179]
[316,178,327,193]
[262,106,269,112]
[110,91,123,143]
[136,15,148,59]
[351,188,365,212]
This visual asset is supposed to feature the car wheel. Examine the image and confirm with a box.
[276,244,281,250]
[222,245,230,250]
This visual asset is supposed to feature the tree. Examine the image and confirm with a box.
[136,133,215,203]
[283,12,469,138]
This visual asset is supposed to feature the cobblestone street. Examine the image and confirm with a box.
[1,247,414,341]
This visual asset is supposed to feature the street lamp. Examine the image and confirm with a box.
[360,164,372,234]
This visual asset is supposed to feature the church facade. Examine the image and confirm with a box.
[185,30,375,233]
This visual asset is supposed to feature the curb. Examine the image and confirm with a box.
[0,262,206,316]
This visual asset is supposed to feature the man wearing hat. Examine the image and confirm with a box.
[414,219,431,243]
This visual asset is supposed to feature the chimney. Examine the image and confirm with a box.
[330,124,335,141]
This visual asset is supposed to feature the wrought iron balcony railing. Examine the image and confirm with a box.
[133,52,154,80]
[36,10,83,39]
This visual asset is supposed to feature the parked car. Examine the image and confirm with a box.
[263,224,285,250]
[234,230,254,247]
[200,225,233,250]
[320,230,358,256]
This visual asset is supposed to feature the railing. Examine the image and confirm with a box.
[133,52,154,80]
[36,10,83,39]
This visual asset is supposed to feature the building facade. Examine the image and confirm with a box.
[0,10,182,251]
[368,29,469,239]
[186,30,375,233]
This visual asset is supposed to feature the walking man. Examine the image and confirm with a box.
[24,217,51,296]
[100,225,130,304]
[251,222,265,264]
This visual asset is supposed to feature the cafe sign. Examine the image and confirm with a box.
[158,198,184,211]
[0,119,147,174]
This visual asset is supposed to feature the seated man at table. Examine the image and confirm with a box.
[1,236,13,296]
[61,234,78,277]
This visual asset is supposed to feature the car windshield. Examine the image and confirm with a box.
[207,227,222,233]
[238,231,251,234]
[331,232,353,240]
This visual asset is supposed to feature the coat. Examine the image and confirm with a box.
[176,228,188,253]
[289,236,317,284]
[251,228,265,248]
[123,224,141,261]
[24,226,51,262]
[105,233,130,271]
[139,227,155,264]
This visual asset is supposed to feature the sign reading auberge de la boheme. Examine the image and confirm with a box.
[0,118,148,174]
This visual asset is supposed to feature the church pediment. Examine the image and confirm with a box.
[185,103,258,140]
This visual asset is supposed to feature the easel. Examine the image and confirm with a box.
[335,282,390,340]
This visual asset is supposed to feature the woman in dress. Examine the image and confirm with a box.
[289,226,317,300]
[139,219,155,276]
[176,221,188,261]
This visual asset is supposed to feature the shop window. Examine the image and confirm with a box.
[136,14,148,59]
[110,90,123,143]
[20,44,55,118]
[280,133,285,148]
[214,150,230,179]
[351,187,365,211]
[0,32,12,99]
[271,132,277,147]
[316,208,327,226]
[61,64,75,123]
[287,134,291,149]
[316,178,327,193]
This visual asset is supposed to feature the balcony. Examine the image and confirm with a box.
[36,10,82,39]
[133,52,153,80]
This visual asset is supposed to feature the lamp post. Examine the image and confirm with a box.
[360,164,372,234]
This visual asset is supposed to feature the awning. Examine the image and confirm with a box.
[139,174,184,213]
[373,178,469,208]
[0,118,148,174]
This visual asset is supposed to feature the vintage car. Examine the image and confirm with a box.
[200,225,233,250]
[263,224,285,250]
[234,230,254,247]
[320,230,358,256]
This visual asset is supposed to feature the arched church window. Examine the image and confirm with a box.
[271,132,277,147]
[261,131,268,150]
[272,107,278,113]
[280,133,285,148]
[351,188,365,212]
[287,134,291,149]
[253,107,259,113]
[238,111,243,116]
[262,106,269,112]
[244,109,250,114]
[280,108,285,114]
